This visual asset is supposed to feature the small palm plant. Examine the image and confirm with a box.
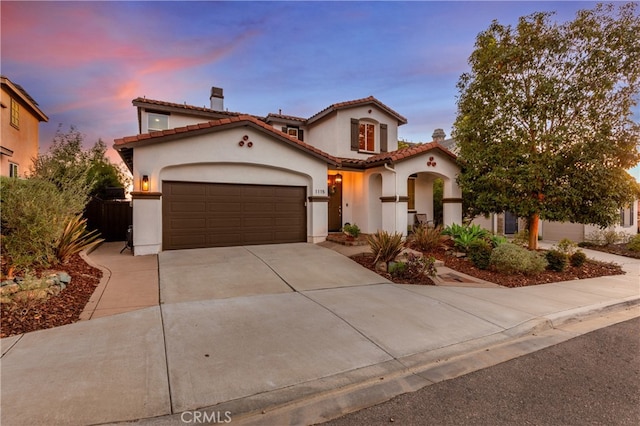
[56,215,104,264]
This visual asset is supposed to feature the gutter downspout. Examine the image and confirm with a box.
[384,162,398,232]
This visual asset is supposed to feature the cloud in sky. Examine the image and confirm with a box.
[3,0,636,178]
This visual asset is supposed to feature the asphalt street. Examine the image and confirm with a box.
[323,317,640,426]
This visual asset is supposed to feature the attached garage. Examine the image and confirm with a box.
[162,181,307,250]
[542,221,584,242]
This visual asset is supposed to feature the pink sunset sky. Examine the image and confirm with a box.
[2,1,638,180]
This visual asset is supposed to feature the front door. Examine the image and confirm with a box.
[505,211,518,234]
[327,175,342,231]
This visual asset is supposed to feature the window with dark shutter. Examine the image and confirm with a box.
[350,118,359,151]
[380,123,388,152]
[298,129,304,141]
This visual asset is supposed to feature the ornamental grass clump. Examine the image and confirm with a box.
[489,243,547,275]
[367,230,404,265]
[411,224,443,252]
[56,215,104,264]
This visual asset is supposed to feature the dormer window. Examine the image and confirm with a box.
[281,126,304,141]
[147,112,169,132]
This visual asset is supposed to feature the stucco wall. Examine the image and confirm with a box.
[1,86,40,177]
[308,106,400,158]
[130,126,330,254]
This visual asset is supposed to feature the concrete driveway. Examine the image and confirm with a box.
[2,243,638,425]
[158,242,390,303]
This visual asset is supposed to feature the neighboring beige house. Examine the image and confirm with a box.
[114,88,462,255]
[0,76,48,178]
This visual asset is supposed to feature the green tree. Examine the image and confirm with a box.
[32,125,127,198]
[454,3,640,250]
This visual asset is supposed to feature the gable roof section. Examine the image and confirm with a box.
[341,142,458,169]
[133,97,251,119]
[1,75,48,122]
[307,96,408,126]
[114,115,340,171]
[264,112,307,126]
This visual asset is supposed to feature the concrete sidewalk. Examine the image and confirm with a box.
[0,242,638,425]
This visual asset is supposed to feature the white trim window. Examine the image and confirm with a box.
[359,122,375,152]
[9,162,18,178]
[147,112,169,132]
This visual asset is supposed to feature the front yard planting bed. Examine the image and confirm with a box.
[351,253,437,286]
[1,254,102,338]
[580,243,640,259]
[429,249,624,287]
[352,243,624,288]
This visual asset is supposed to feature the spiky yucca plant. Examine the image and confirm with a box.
[367,230,404,265]
[56,215,104,264]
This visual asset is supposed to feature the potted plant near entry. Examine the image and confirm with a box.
[343,223,361,241]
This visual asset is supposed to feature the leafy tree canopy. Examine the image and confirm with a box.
[453,3,640,249]
[31,125,129,199]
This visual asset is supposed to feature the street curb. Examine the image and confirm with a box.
[123,299,640,426]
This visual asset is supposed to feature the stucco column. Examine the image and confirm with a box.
[380,196,409,236]
[307,196,329,243]
[131,192,162,255]
[379,167,409,236]
[442,178,463,226]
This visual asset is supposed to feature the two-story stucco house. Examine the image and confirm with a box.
[114,87,462,255]
[0,76,48,178]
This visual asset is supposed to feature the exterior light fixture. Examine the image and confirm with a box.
[141,175,150,191]
[335,173,343,183]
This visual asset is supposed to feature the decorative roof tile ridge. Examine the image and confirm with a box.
[131,97,246,116]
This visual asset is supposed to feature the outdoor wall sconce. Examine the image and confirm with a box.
[141,175,150,191]
[335,173,343,183]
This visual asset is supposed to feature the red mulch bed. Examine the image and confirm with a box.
[582,243,640,259]
[1,254,102,338]
[351,253,436,286]
[351,241,625,288]
[430,250,624,288]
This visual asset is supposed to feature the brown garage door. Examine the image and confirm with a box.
[163,181,307,250]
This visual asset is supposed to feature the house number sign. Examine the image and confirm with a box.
[314,189,326,195]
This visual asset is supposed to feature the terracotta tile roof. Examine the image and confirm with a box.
[132,97,251,118]
[307,96,408,125]
[1,75,48,122]
[361,142,458,166]
[114,115,340,167]
[264,113,307,123]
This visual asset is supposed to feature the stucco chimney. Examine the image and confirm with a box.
[210,87,224,110]
[432,128,446,143]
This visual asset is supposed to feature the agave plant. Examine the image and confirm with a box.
[366,230,405,265]
[56,215,104,264]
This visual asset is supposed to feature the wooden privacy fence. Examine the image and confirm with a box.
[84,198,132,242]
